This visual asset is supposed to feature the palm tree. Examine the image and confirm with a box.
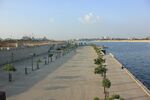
[36,59,42,69]
[102,78,111,100]
[3,64,17,82]
[48,54,53,62]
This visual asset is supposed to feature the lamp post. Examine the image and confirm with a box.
[43,57,47,65]
[30,53,36,71]
[11,52,14,64]
[50,50,54,62]
[48,50,50,63]
[25,66,28,75]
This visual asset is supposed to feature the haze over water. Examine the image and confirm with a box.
[95,42,150,89]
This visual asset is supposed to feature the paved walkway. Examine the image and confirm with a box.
[105,54,150,100]
[2,46,103,100]
[1,46,150,100]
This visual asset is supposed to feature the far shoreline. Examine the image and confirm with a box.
[93,40,150,42]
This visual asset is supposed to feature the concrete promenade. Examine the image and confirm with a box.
[0,46,150,100]
[105,54,150,100]
[1,46,103,100]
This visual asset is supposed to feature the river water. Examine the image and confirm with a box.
[94,42,150,89]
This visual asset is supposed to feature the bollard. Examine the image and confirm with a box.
[0,91,6,100]
[45,60,47,65]
[25,67,28,75]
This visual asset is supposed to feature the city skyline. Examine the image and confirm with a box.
[0,0,150,40]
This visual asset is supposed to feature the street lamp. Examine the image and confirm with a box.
[30,53,36,71]
[48,50,50,63]
[25,66,28,75]
[11,52,14,64]
[43,57,47,65]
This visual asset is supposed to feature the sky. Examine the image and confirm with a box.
[0,0,150,40]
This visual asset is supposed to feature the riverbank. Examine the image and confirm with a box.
[105,53,150,100]
[110,53,150,95]
[94,40,150,42]
[1,46,150,100]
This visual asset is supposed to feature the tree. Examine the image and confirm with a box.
[102,78,111,100]
[95,66,107,77]
[36,59,42,69]
[108,94,124,100]
[101,67,107,78]
[93,97,100,100]
[48,54,53,62]
[94,57,105,65]
[3,64,17,82]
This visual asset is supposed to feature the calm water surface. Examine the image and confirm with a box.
[94,42,150,89]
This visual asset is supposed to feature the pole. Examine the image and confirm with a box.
[32,56,34,71]
[25,67,28,75]
[11,52,14,64]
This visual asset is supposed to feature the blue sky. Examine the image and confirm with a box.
[0,0,150,40]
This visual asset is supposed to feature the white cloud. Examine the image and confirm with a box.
[79,12,101,24]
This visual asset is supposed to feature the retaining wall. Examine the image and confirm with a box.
[0,43,64,66]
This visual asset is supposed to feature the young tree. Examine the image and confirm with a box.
[102,78,111,100]
[108,94,124,100]
[93,97,100,100]
[48,54,53,62]
[95,65,107,77]
[36,59,42,69]
[3,64,17,82]
[94,57,105,65]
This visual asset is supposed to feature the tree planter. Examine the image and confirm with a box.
[3,64,16,82]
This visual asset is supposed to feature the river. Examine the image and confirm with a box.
[94,42,150,89]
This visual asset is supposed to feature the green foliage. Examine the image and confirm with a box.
[94,67,102,74]
[93,97,100,100]
[108,94,124,100]
[3,64,16,72]
[102,78,111,89]
[93,45,123,100]
[94,57,105,65]
[37,59,42,63]
[94,58,102,65]
[49,54,53,57]
[57,48,62,51]
[95,66,107,77]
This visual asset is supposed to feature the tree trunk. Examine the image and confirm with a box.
[104,73,106,79]
[48,57,49,63]
[32,57,34,71]
[37,63,39,69]
[25,67,28,75]
[45,60,47,65]
[51,57,52,62]
[104,87,106,100]
[9,73,12,82]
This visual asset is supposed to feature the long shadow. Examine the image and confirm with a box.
[1,49,80,98]
[125,95,149,100]
[111,81,135,86]
[110,87,140,93]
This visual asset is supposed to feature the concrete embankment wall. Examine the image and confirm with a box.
[109,53,150,97]
[0,43,64,66]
